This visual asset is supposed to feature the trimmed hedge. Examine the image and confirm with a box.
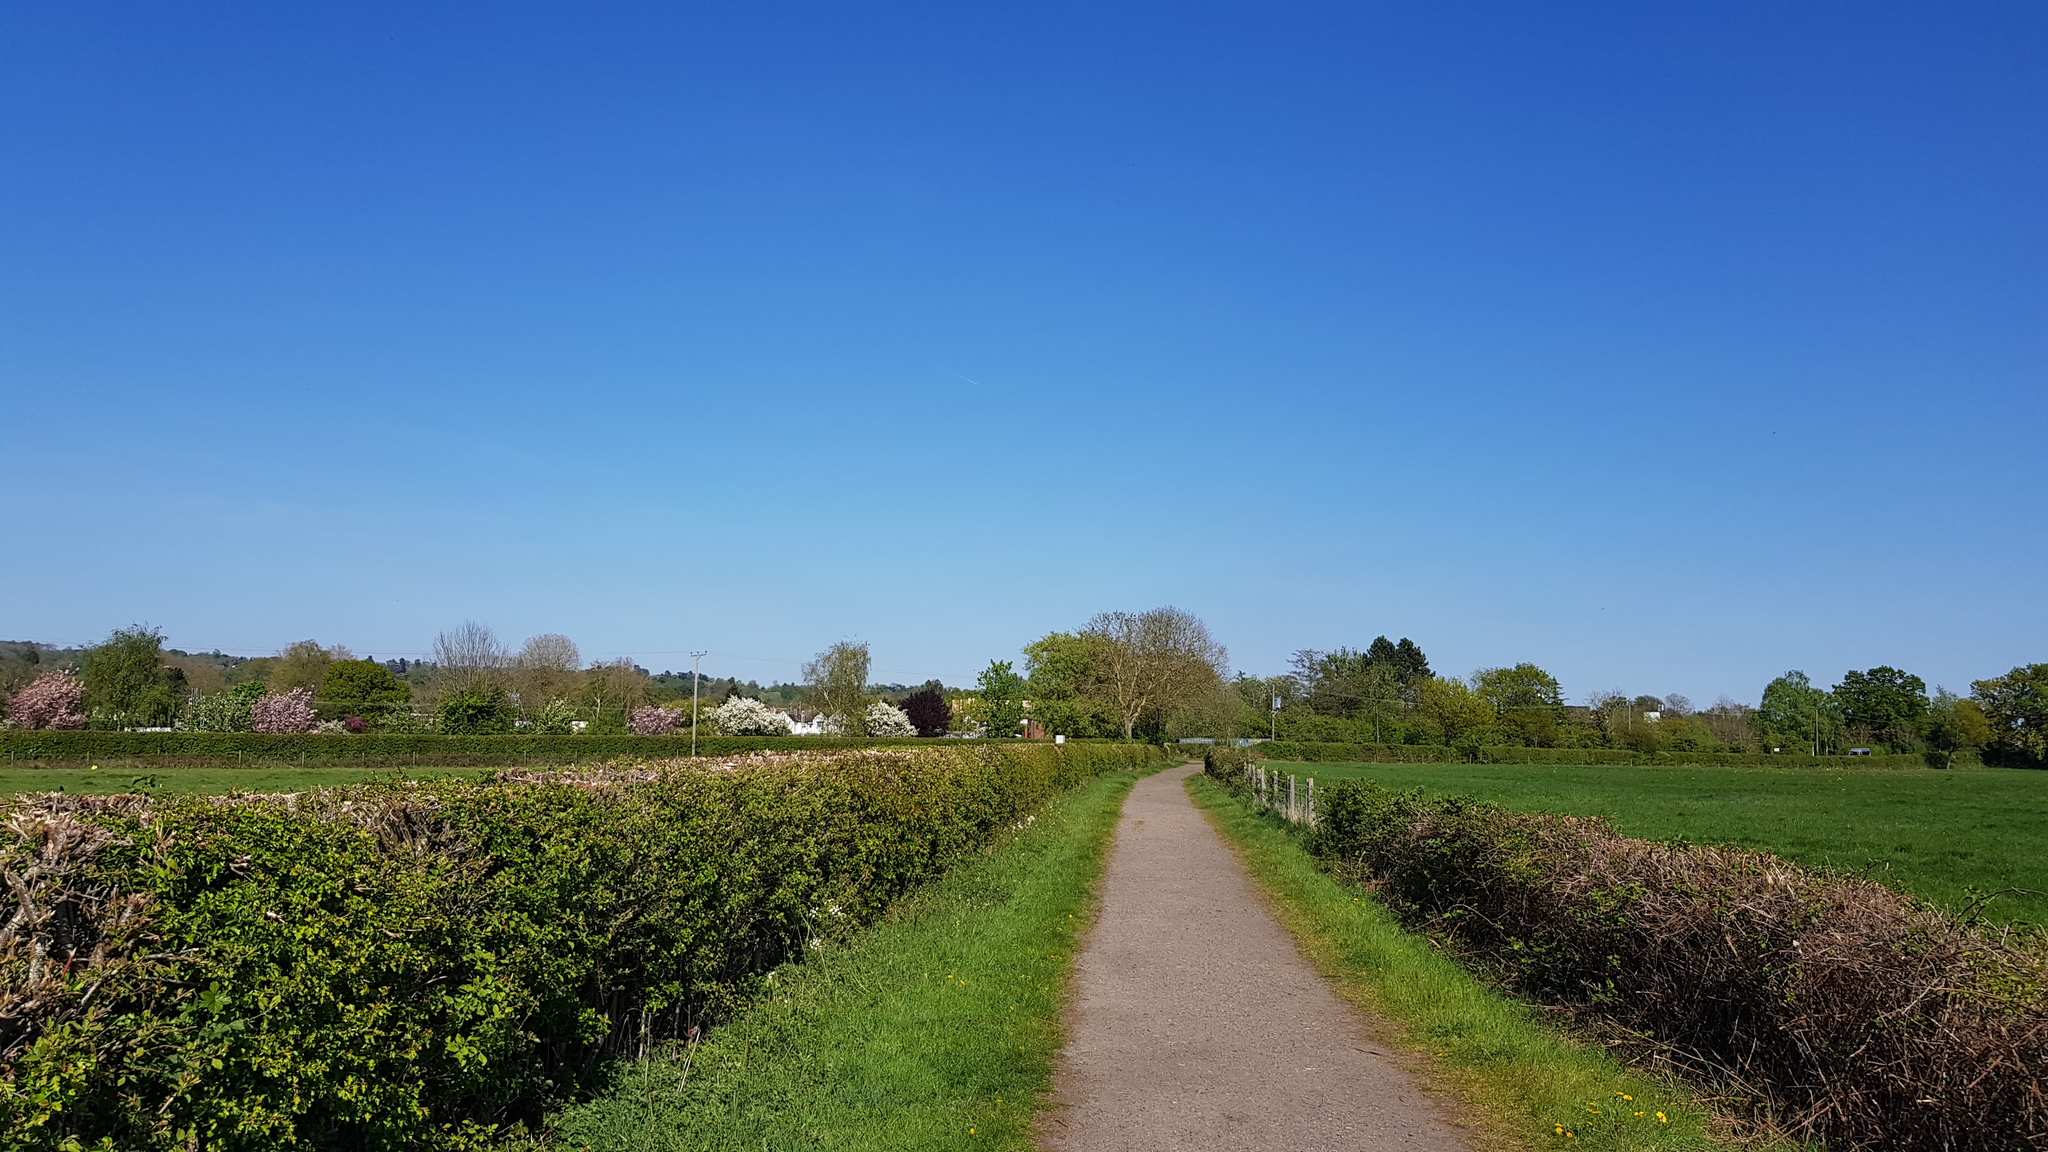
[0,743,1169,1150]
[0,730,1032,767]
[1254,739,1955,770]
[1205,754,2048,1152]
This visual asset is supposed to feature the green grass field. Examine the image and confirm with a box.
[0,765,491,796]
[1265,760,2048,925]
[536,767,1142,1150]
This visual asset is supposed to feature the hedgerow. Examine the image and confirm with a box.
[1204,753,2048,1151]
[1253,739,1950,769]
[0,730,1042,766]
[0,742,1169,1150]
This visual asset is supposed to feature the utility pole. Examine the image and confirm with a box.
[690,651,707,756]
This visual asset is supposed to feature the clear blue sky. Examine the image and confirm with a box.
[3,2,2042,702]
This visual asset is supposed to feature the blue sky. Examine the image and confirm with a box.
[3,2,2042,701]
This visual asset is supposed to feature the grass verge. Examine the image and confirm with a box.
[1187,774,1793,1152]
[537,767,1146,1151]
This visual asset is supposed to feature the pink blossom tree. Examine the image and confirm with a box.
[249,687,318,734]
[5,670,88,730]
[628,705,685,736]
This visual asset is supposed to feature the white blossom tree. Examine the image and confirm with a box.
[714,695,794,736]
[865,700,917,737]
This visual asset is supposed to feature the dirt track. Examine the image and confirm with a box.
[1039,763,1471,1151]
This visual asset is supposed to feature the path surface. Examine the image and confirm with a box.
[1040,764,1471,1151]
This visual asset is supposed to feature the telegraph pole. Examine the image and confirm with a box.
[690,651,707,756]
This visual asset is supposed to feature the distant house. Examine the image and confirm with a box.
[777,709,825,735]
[1642,710,1662,723]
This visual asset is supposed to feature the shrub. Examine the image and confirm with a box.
[527,698,577,736]
[342,714,367,734]
[1296,779,2047,1151]
[438,687,514,735]
[713,696,793,736]
[627,705,685,736]
[187,682,267,733]
[864,700,917,738]
[0,743,1169,1150]
[4,671,87,731]
[249,688,318,734]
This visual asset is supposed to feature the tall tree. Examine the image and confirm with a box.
[1923,689,1992,769]
[1754,670,1841,754]
[271,640,350,694]
[1391,638,1432,686]
[1971,664,2048,768]
[81,625,185,725]
[976,660,1026,738]
[1024,631,1118,737]
[321,659,411,716]
[433,621,507,698]
[1084,607,1227,740]
[514,633,583,709]
[1413,675,1493,746]
[1472,663,1564,745]
[804,640,872,735]
[900,680,952,737]
[1832,666,1929,751]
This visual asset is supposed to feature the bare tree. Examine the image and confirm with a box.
[805,641,872,735]
[514,633,582,708]
[584,657,649,727]
[433,621,507,697]
[1083,607,1228,740]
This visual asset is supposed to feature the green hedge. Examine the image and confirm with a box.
[0,742,1170,1150]
[1275,775,2046,1152]
[0,730,1043,766]
[1253,739,1955,770]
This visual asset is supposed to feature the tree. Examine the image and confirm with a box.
[514,633,582,710]
[976,660,1026,738]
[249,688,318,733]
[433,621,508,698]
[1472,663,1564,746]
[188,681,268,732]
[321,659,411,716]
[713,695,793,736]
[1972,664,2048,768]
[438,685,515,734]
[1392,638,1432,686]
[1024,631,1118,737]
[1412,676,1492,747]
[81,625,185,725]
[1754,670,1841,754]
[583,658,650,730]
[5,670,87,730]
[271,640,349,694]
[1661,693,1693,717]
[865,700,917,737]
[1083,607,1227,740]
[1923,689,1992,769]
[804,641,872,736]
[1832,666,1929,751]
[900,681,952,737]
[628,705,686,735]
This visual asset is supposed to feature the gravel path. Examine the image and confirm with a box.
[1039,763,1472,1151]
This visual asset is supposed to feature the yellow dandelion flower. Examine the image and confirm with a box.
[1656,1111,1669,1124]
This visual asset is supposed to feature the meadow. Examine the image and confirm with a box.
[1265,759,2048,925]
